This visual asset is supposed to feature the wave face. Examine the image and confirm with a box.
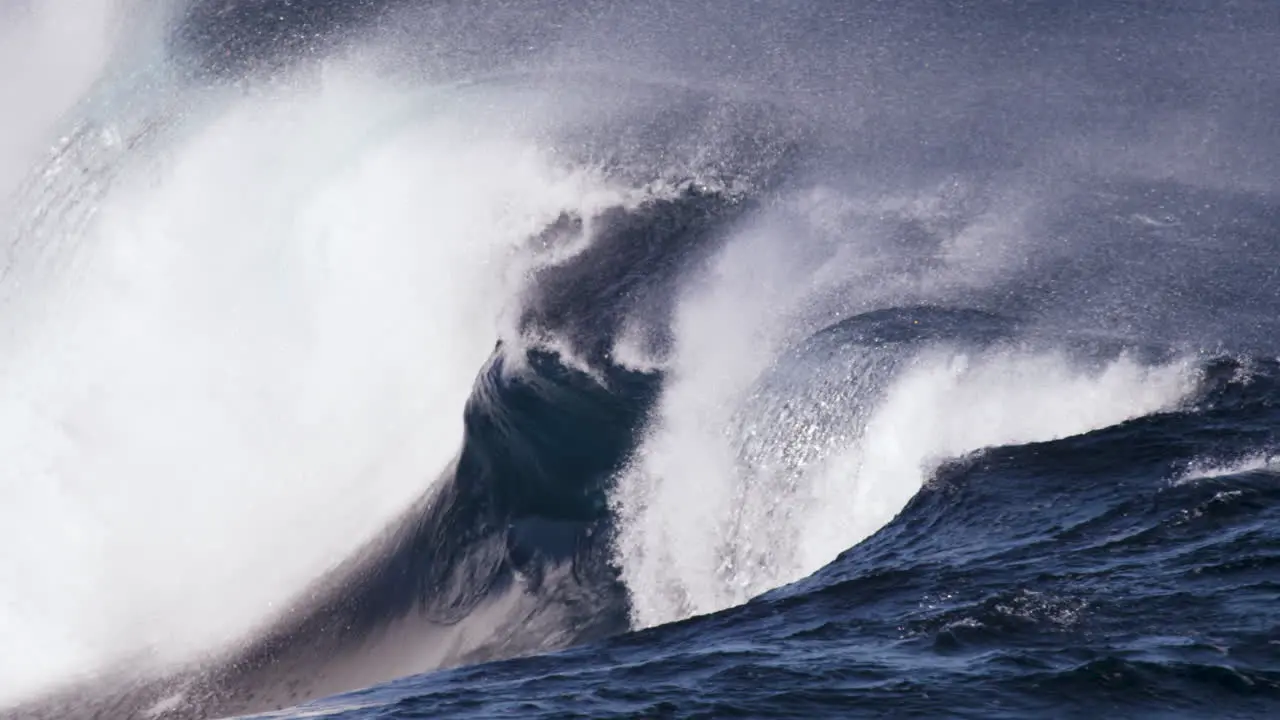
[4,1,1280,718]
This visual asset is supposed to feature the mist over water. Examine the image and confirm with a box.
[0,3,624,702]
[2,1,1279,718]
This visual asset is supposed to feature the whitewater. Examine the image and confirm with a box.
[3,1,1279,718]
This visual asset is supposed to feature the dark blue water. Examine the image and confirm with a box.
[7,1,1280,718]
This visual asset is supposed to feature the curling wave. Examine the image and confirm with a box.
[5,1,1280,719]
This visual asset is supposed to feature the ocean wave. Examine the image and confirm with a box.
[5,2,1280,718]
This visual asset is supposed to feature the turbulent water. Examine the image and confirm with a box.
[2,1,1278,718]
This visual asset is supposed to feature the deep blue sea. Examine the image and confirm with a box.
[2,1,1278,719]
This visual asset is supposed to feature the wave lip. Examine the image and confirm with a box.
[614,293,1200,629]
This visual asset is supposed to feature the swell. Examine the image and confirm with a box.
[229,352,1280,720]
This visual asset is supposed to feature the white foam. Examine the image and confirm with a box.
[1178,454,1279,484]
[608,325,668,373]
[0,61,621,702]
[613,224,1198,627]
[798,349,1193,572]
[0,0,173,204]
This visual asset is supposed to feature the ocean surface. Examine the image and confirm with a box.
[1,1,1278,718]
